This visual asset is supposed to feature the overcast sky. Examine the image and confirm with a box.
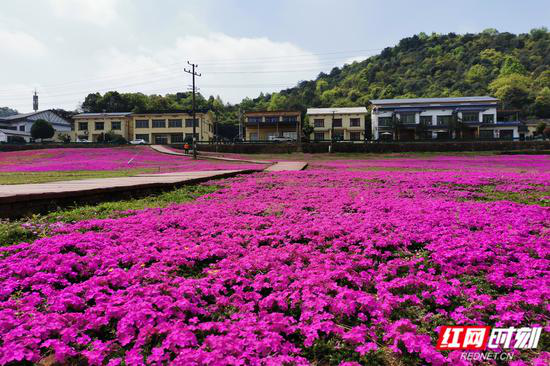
[1,0,549,112]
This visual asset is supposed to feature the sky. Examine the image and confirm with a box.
[1,0,549,113]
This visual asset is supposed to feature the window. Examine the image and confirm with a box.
[247,117,262,123]
[19,125,25,131]
[152,119,166,128]
[314,132,325,141]
[111,121,121,130]
[170,133,184,143]
[332,130,344,141]
[350,132,361,141]
[282,116,297,123]
[265,116,279,123]
[420,116,433,125]
[135,134,149,142]
[400,113,416,124]
[314,119,324,128]
[378,117,392,127]
[168,119,183,128]
[185,119,198,127]
[135,120,149,128]
[436,115,451,126]
[95,122,104,130]
[185,133,198,140]
[249,132,258,141]
[479,130,494,139]
[462,112,479,122]
[436,132,449,139]
[332,118,342,127]
[482,114,495,123]
[350,118,361,127]
[154,135,169,144]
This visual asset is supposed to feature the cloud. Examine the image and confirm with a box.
[0,29,46,58]
[92,33,322,103]
[344,55,368,65]
[48,0,121,26]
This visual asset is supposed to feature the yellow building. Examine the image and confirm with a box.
[245,111,301,141]
[72,112,214,143]
[130,112,213,144]
[73,113,131,142]
[307,107,368,141]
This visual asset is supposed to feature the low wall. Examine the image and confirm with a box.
[194,141,550,154]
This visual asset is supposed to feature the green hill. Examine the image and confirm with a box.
[243,28,550,118]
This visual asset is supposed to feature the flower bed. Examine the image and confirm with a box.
[0,155,548,365]
[0,147,264,172]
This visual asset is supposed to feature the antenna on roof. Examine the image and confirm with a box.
[33,90,39,112]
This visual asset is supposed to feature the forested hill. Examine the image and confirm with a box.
[80,29,550,121]
[243,28,550,118]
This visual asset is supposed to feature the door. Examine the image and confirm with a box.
[154,135,168,144]
[499,130,513,140]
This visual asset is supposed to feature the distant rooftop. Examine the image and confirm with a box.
[0,111,48,121]
[307,107,368,115]
[370,96,498,105]
[73,112,132,118]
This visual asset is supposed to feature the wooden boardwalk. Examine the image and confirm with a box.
[150,145,272,165]
[0,169,258,218]
[265,161,308,171]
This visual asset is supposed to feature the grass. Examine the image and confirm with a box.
[475,185,550,206]
[0,184,217,247]
[0,169,158,185]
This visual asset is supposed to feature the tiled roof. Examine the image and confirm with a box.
[370,96,498,105]
[307,107,368,115]
[73,112,132,118]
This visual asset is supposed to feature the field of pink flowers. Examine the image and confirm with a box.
[0,155,548,365]
[0,147,263,172]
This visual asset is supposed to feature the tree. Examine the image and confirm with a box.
[0,107,18,117]
[30,119,55,142]
[465,65,489,84]
[489,74,532,110]
[535,121,547,136]
[58,133,71,143]
[267,93,289,111]
[534,87,550,118]
[98,131,127,144]
[302,116,313,142]
[499,56,527,76]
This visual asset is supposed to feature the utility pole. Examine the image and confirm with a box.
[238,107,243,141]
[184,61,201,159]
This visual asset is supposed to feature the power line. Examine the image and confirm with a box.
[0,48,379,94]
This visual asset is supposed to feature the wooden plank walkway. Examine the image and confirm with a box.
[265,161,308,171]
[150,145,272,165]
[150,145,307,171]
[0,169,259,218]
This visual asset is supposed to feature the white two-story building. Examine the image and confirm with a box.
[307,107,368,141]
[370,96,520,141]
